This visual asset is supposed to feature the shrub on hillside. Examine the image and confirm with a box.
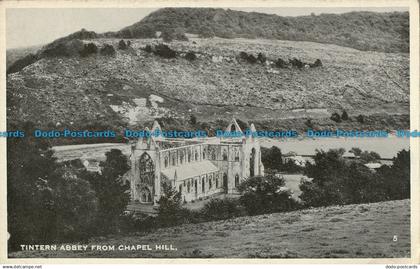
[118,40,128,50]
[153,44,177,58]
[356,114,365,123]
[257,53,266,64]
[144,44,153,53]
[100,44,116,56]
[289,58,305,68]
[239,52,257,64]
[330,112,342,123]
[310,59,323,68]
[79,43,98,57]
[185,51,197,61]
[341,110,349,120]
[275,58,288,68]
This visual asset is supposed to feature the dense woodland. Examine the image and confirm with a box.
[116,8,409,52]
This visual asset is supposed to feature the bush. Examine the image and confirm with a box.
[199,198,244,221]
[144,44,153,53]
[330,112,342,123]
[341,110,349,120]
[239,52,257,64]
[356,114,365,123]
[100,44,116,56]
[237,175,299,215]
[289,58,304,68]
[257,53,266,64]
[79,43,98,57]
[153,44,176,58]
[185,51,197,61]
[310,59,323,68]
[275,58,288,68]
[118,39,128,50]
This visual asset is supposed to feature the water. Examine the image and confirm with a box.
[261,136,410,159]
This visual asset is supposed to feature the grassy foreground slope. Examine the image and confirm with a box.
[10,199,410,258]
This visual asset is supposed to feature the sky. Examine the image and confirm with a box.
[6,7,409,49]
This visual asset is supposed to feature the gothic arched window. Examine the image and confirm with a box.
[140,187,152,203]
[222,149,228,161]
[139,153,154,185]
[235,174,240,187]
[235,149,240,161]
[180,151,184,164]
[164,156,169,168]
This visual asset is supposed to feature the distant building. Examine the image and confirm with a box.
[364,162,383,171]
[128,119,264,205]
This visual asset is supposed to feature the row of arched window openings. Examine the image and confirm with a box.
[177,173,241,194]
[163,147,241,168]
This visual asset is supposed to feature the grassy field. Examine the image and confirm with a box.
[9,199,410,258]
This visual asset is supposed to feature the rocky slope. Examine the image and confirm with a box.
[6,36,409,130]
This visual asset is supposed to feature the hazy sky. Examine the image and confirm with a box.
[6,7,408,49]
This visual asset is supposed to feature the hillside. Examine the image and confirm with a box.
[6,36,409,133]
[117,8,409,53]
[9,199,410,258]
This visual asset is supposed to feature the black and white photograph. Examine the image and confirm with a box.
[1,0,418,264]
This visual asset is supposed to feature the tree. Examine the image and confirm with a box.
[237,175,298,215]
[7,121,98,250]
[100,44,116,56]
[377,149,410,200]
[156,182,187,226]
[356,114,365,123]
[359,151,381,163]
[257,52,267,64]
[7,122,59,250]
[87,149,130,234]
[118,40,128,50]
[79,43,98,57]
[185,51,197,61]
[189,114,197,125]
[153,44,176,58]
[330,112,342,123]
[341,110,349,120]
[349,147,362,156]
[261,146,282,170]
